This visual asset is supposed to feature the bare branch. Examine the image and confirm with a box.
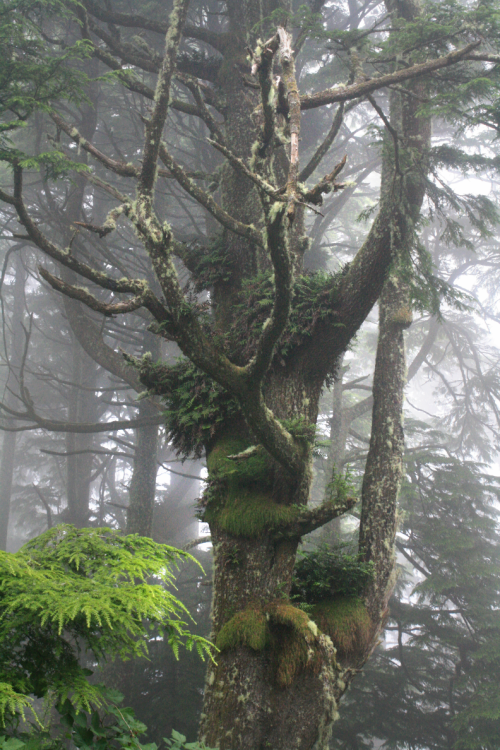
[300,42,481,110]
[299,102,346,183]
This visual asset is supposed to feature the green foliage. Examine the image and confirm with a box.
[0,0,93,158]
[0,690,216,750]
[138,358,241,458]
[0,687,33,729]
[184,234,234,292]
[291,543,374,605]
[0,526,213,724]
[230,269,343,365]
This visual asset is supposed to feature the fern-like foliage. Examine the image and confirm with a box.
[0,526,213,724]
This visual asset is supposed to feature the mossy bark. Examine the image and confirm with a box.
[199,479,345,750]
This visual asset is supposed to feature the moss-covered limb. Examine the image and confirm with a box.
[273,494,357,540]
[248,31,280,159]
[137,0,189,201]
[278,28,301,197]
[244,201,294,385]
[38,268,151,318]
[50,111,138,177]
[300,154,347,206]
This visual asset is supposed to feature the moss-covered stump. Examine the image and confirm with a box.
[311,597,372,660]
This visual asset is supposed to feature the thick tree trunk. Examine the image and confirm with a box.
[199,439,344,750]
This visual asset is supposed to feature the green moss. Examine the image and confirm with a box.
[216,601,322,688]
[207,438,271,485]
[216,606,268,652]
[205,436,302,537]
[311,597,372,658]
[205,486,302,538]
[268,602,322,688]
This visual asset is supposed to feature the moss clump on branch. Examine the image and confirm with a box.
[216,601,321,687]
[204,488,303,538]
[268,600,320,688]
[216,606,268,652]
[206,437,272,484]
[311,597,372,658]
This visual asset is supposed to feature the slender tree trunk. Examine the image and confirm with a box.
[0,252,26,549]
[65,340,99,526]
[359,0,430,620]
[126,333,160,537]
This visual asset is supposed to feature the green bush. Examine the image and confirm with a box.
[291,543,374,605]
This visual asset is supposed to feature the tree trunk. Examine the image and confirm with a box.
[65,339,99,526]
[127,335,161,537]
[0,252,26,549]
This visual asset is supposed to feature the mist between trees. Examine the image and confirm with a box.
[1,0,500,748]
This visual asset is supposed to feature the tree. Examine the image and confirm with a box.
[1,0,500,747]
